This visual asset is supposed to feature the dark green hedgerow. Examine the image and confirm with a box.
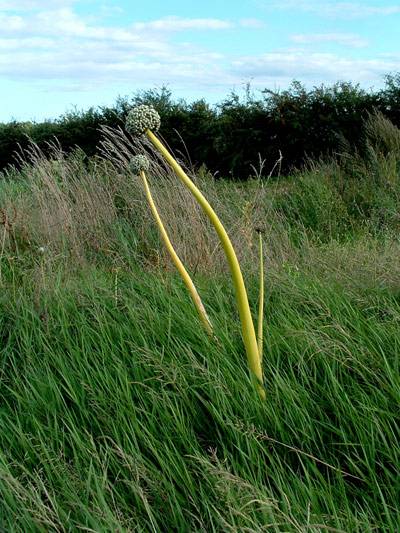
[2,74,400,178]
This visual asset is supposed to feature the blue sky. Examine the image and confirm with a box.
[0,0,399,122]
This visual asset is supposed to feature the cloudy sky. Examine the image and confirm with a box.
[0,0,399,122]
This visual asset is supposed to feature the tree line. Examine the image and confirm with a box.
[1,73,400,178]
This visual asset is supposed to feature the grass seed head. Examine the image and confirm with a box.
[125,105,161,137]
[130,155,150,175]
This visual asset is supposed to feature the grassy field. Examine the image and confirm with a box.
[0,114,399,531]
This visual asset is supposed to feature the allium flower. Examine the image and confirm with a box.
[129,155,150,175]
[125,105,161,137]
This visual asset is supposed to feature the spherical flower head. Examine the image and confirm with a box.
[130,155,150,175]
[125,105,161,137]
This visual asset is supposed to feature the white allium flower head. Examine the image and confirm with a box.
[125,105,161,137]
[130,155,150,175]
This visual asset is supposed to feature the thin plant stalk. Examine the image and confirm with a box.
[145,129,265,399]
[0,225,7,287]
[257,231,264,364]
[140,169,214,337]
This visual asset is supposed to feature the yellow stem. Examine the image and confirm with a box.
[257,232,264,364]
[140,170,214,336]
[146,129,265,399]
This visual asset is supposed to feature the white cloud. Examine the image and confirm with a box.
[0,8,232,88]
[379,52,400,59]
[0,13,25,31]
[0,45,227,82]
[230,52,398,86]
[99,4,123,16]
[0,0,73,9]
[0,4,398,99]
[131,16,233,32]
[44,82,104,93]
[273,1,399,18]
[291,33,369,48]
[0,10,233,38]
[0,37,56,50]
[239,18,266,29]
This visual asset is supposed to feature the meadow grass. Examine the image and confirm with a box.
[0,132,399,531]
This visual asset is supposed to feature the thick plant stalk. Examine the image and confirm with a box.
[257,231,264,363]
[140,169,214,337]
[146,129,265,399]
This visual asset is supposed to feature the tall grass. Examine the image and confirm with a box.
[0,115,399,531]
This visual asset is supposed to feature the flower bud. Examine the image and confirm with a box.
[255,225,266,235]
[130,154,150,175]
[125,105,161,137]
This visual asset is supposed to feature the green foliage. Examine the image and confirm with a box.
[0,140,400,530]
[263,80,380,171]
[0,121,31,169]
[0,256,399,531]
[277,166,351,241]
[214,87,270,178]
[274,111,400,240]
[2,74,400,177]
[56,107,104,157]
[334,111,400,231]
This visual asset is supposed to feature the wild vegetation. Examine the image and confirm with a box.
[0,110,399,531]
[2,73,400,177]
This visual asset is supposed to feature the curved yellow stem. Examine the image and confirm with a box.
[146,129,265,399]
[140,170,214,336]
[257,231,264,364]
